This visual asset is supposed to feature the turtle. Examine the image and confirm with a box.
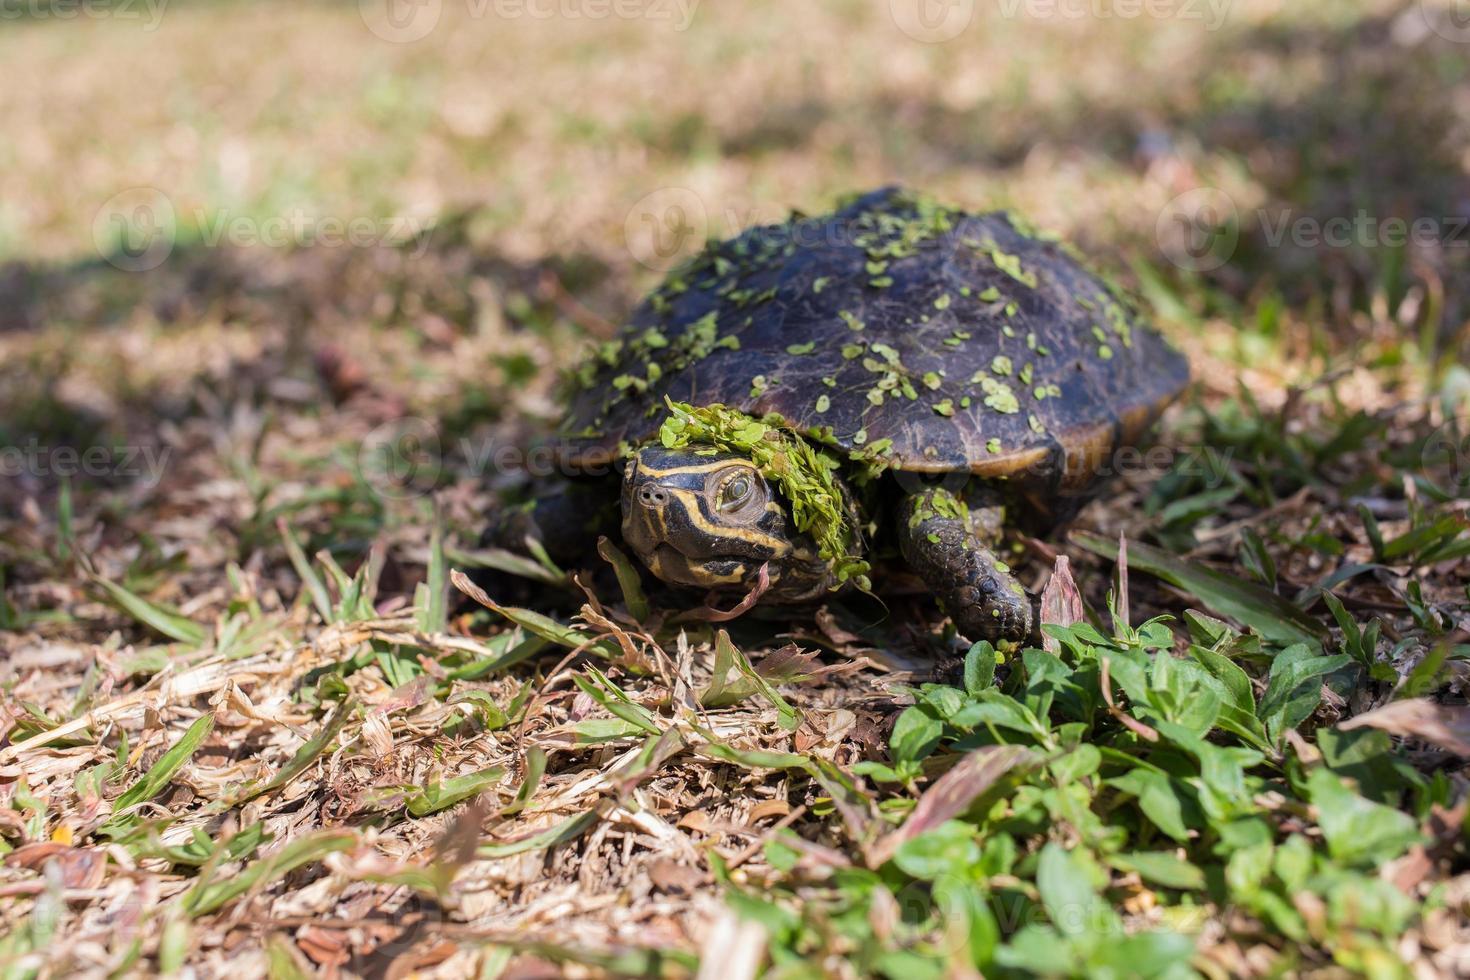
[500,187,1189,644]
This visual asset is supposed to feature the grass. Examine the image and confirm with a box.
[1,0,1469,977]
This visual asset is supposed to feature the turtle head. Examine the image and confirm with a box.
[622,446,805,594]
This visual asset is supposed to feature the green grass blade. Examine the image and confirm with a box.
[447,545,568,586]
[1073,532,1325,648]
[240,698,357,803]
[91,575,207,646]
[451,569,620,658]
[501,747,547,817]
[105,713,216,832]
[597,536,650,622]
[574,667,663,735]
[406,766,505,817]
[184,830,358,916]
[277,519,333,622]
[418,516,448,632]
[478,808,600,859]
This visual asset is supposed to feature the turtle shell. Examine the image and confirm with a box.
[561,187,1188,507]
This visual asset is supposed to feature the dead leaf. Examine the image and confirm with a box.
[1339,699,1470,755]
[747,799,792,823]
[1386,845,1434,894]
[670,563,772,623]
[694,909,766,980]
[677,810,711,832]
[867,745,1035,866]
[296,926,350,970]
[814,607,864,647]
[1039,555,1084,654]
[754,645,821,682]
[4,843,107,889]
[649,858,704,895]
[360,712,395,759]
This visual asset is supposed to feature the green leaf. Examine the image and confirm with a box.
[964,640,998,693]
[1399,642,1449,698]
[1317,727,1418,804]
[1272,833,1313,892]
[448,689,510,729]
[1307,767,1421,867]
[728,643,802,731]
[446,544,568,586]
[1358,503,1385,560]
[452,570,621,659]
[574,666,663,735]
[893,821,980,880]
[693,723,812,770]
[266,934,314,980]
[1107,851,1206,891]
[571,717,651,743]
[1073,533,1325,647]
[1108,769,1192,842]
[1239,527,1276,588]
[1224,839,1273,902]
[951,693,1051,743]
[158,914,191,974]
[1382,513,1469,563]
[1186,644,1255,713]
[995,926,1079,975]
[889,706,943,765]
[1050,744,1100,785]
[56,476,74,563]
[1259,646,1351,743]
[700,629,742,708]
[1036,842,1115,938]
[447,635,551,680]
[1090,930,1196,978]
[1186,644,1271,751]
[416,517,448,632]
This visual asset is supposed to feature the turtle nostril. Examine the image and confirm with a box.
[637,485,669,509]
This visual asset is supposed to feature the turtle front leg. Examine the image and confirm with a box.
[897,486,1038,645]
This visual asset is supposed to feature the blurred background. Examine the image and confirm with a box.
[3,0,1468,508]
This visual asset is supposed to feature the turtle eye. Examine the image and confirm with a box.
[718,473,755,510]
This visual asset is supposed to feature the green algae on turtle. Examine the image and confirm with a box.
[656,399,870,589]
[559,186,1188,513]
